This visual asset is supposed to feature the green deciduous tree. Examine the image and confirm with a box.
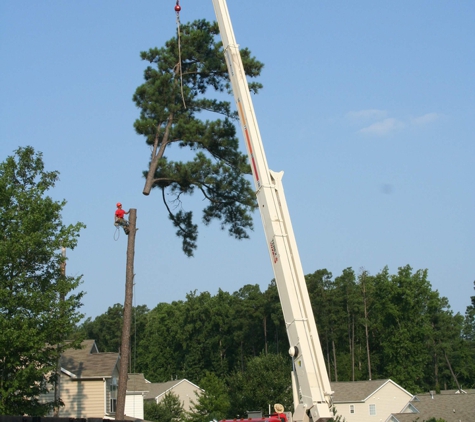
[0,146,85,415]
[463,282,475,342]
[185,371,230,422]
[136,301,187,382]
[144,391,184,422]
[461,282,475,387]
[227,353,292,418]
[80,303,124,353]
[370,266,435,392]
[133,19,263,256]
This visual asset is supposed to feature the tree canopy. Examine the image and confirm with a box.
[0,146,85,416]
[133,19,263,256]
[83,265,474,413]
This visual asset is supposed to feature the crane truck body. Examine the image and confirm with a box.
[210,1,333,422]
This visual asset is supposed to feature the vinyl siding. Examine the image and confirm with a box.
[158,382,200,412]
[334,382,412,422]
[125,393,144,419]
[58,377,105,418]
[39,386,55,405]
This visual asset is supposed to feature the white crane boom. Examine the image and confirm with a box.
[211,1,333,421]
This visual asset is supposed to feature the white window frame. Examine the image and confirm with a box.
[109,377,118,414]
[349,404,355,414]
[110,398,117,413]
[369,403,376,416]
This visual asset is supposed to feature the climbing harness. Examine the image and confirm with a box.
[175,0,186,108]
[114,214,122,241]
[114,202,130,239]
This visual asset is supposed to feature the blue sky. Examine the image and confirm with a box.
[1,1,474,319]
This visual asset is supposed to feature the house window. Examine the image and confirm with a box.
[109,377,118,413]
[110,398,117,413]
[369,404,376,416]
[349,405,355,414]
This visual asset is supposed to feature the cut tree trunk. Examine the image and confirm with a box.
[116,209,137,420]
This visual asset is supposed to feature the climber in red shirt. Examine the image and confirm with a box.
[114,202,130,235]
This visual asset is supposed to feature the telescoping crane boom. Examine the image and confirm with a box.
[211,1,333,421]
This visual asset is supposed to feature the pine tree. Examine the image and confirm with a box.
[133,19,263,256]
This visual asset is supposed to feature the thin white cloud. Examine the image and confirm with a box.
[411,112,440,126]
[359,118,405,136]
[346,109,388,121]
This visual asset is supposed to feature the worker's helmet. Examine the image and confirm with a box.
[116,202,122,207]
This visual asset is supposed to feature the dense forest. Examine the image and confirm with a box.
[79,265,475,415]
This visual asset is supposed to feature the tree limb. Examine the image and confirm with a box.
[143,114,174,195]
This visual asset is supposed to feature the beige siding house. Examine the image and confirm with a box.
[331,379,413,422]
[127,374,202,412]
[49,339,120,418]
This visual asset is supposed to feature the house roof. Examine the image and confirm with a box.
[144,380,180,400]
[60,339,120,379]
[125,374,203,400]
[331,379,412,403]
[127,373,150,393]
[391,389,475,422]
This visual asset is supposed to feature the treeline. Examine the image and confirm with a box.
[79,265,475,397]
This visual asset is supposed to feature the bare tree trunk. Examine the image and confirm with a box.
[143,116,174,195]
[264,316,268,355]
[351,318,355,381]
[240,341,244,372]
[143,154,160,195]
[444,350,462,392]
[326,338,331,381]
[53,247,67,417]
[347,303,355,381]
[332,337,338,382]
[364,313,371,380]
[361,274,372,380]
[434,350,440,392]
[116,209,137,420]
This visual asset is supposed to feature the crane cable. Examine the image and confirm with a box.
[175,0,186,108]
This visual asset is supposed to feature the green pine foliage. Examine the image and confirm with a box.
[0,146,85,415]
[133,19,264,256]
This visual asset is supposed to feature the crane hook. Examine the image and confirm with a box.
[175,0,181,12]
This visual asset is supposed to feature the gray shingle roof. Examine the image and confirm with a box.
[391,390,475,422]
[144,380,187,401]
[126,373,150,393]
[331,379,391,402]
[127,378,201,401]
[60,339,119,379]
